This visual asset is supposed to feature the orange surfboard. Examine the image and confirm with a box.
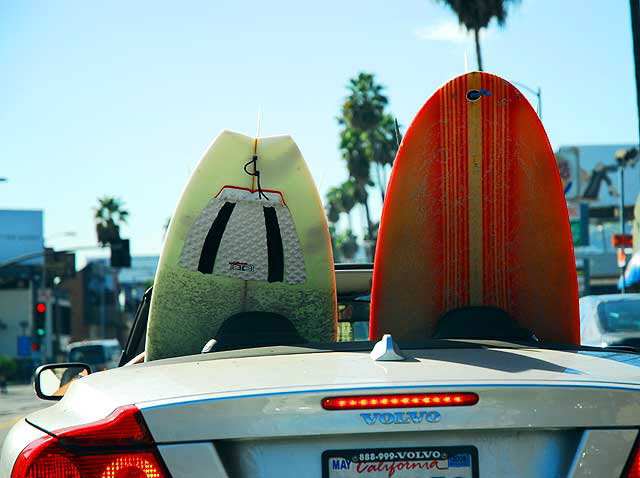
[370,72,579,344]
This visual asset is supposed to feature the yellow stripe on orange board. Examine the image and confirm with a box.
[467,74,483,304]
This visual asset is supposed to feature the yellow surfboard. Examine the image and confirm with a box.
[146,130,337,361]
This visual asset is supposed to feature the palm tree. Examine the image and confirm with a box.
[325,180,358,227]
[325,179,362,262]
[328,224,342,262]
[94,196,129,245]
[338,72,401,260]
[325,186,344,224]
[338,179,357,228]
[369,114,401,200]
[335,229,359,261]
[436,0,520,71]
[340,74,400,201]
[341,73,388,131]
[339,127,374,243]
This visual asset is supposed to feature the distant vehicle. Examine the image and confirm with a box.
[579,294,640,349]
[66,339,121,371]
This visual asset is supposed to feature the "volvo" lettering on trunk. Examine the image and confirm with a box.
[360,411,441,425]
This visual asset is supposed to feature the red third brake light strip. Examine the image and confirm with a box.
[322,392,479,410]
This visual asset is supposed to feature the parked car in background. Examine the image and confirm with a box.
[579,294,640,350]
[66,339,121,371]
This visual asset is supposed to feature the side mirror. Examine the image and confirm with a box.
[34,363,91,401]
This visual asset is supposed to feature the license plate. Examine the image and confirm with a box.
[322,446,478,478]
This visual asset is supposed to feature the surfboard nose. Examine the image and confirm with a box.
[371,72,579,345]
[147,132,336,361]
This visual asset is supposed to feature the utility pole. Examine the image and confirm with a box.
[628,0,640,291]
[40,250,52,361]
[99,262,106,339]
[630,0,640,145]
[616,147,639,292]
[620,164,627,293]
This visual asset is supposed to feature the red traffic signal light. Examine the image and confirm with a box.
[31,343,40,352]
[34,303,47,338]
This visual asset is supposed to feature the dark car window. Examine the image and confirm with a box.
[69,345,106,365]
[599,300,640,332]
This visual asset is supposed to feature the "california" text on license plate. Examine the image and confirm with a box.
[322,446,478,478]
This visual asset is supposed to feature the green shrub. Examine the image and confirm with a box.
[0,355,18,380]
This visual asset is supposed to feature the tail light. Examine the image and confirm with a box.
[623,435,640,478]
[11,405,170,478]
[322,392,479,410]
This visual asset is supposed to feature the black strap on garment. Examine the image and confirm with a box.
[198,202,236,274]
[263,206,284,283]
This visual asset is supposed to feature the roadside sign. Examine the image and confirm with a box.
[567,202,589,247]
[37,288,53,302]
[17,336,31,357]
[612,234,633,248]
[576,259,590,296]
[570,220,581,246]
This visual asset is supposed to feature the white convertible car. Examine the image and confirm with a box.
[2,266,640,478]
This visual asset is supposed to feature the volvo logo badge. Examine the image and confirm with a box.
[360,411,441,425]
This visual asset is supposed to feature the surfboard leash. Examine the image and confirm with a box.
[243,154,269,200]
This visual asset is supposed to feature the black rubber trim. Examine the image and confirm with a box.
[198,202,236,274]
[334,263,373,270]
[263,206,284,282]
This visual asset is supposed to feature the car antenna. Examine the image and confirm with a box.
[25,418,63,440]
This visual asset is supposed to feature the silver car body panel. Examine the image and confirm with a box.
[2,346,640,477]
[567,429,638,478]
[157,443,229,478]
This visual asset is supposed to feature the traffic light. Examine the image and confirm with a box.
[110,239,131,268]
[34,302,46,338]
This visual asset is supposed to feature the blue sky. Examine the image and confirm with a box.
[1,0,638,264]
